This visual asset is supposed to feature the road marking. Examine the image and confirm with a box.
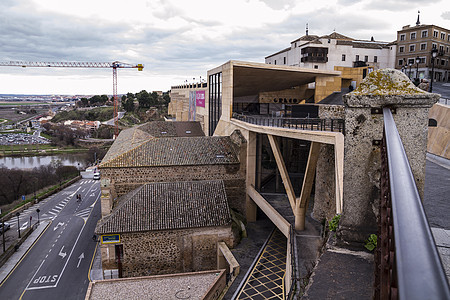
[55,190,101,288]
[58,246,67,259]
[53,222,65,231]
[48,211,57,216]
[77,253,84,268]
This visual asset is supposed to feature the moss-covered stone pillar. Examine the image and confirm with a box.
[337,69,439,247]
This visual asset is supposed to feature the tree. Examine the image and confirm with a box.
[123,97,135,112]
[149,91,159,106]
[137,90,151,108]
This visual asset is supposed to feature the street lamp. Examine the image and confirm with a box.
[430,48,438,93]
[415,56,420,81]
[408,62,413,79]
[2,219,5,252]
[36,209,40,225]
[16,212,20,238]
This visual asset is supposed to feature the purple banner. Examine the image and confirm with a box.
[196,90,205,107]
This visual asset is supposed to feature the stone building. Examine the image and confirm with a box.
[95,180,236,278]
[98,121,246,217]
[395,20,450,82]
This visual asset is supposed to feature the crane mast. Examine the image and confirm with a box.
[0,61,144,137]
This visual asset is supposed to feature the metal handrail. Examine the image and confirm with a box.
[286,225,300,299]
[378,108,450,299]
[232,113,345,133]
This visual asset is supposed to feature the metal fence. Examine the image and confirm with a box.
[439,98,450,106]
[376,108,450,299]
[233,113,345,133]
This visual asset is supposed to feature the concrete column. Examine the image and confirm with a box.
[338,69,439,247]
[246,131,258,222]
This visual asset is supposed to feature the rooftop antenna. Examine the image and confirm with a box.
[416,10,420,26]
[306,23,309,36]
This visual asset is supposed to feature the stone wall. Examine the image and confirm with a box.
[337,69,439,246]
[318,104,345,119]
[103,226,235,278]
[312,143,336,222]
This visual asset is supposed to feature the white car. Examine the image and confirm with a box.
[93,173,100,180]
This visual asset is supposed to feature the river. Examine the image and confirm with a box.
[0,153,87,170]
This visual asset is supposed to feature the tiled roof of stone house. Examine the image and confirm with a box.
[100,121,206,167]
[336,40,388,49]
[95,180,231,234]
[100,135,239,168]
[137,121,204,138]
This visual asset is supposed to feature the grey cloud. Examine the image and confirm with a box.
[337,0,362,5]
[365,0,441,11]
[258,0,297,10]
[442,11,450,20]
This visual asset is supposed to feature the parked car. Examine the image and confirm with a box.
[93,173,100,180]
[0,222,11,233]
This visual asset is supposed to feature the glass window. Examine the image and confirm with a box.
[342,54,346,61]
[409,45,415,52]
[364,55,368,62]
[283,57,286,64]
[208,72,222,136]
[374,56,378,63]
[421,30,428,38]
[408,58,415,65]
[433,30,438,37]
[398,59,403,66]
[400,34,405,41]
[356,55,359,61]
[410,32,416,39]
[441,33,445,39]
[420,43,427,50]
[399,46,404,53]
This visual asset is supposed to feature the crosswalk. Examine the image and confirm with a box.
[9,180,99,229]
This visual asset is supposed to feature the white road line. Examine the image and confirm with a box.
[55,191,101,288]
[25,259,46,290]
[48,211,57,216]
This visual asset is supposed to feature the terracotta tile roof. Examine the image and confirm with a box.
[100,121,206,167]
[100,136,239,168]
[137,121,204,137]
[95,180,231,234]
[291,34,320,43]
[336,40,389,49]
[101,126,154,165]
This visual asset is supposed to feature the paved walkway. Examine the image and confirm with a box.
[0,221,50,284]
[233,229,287,299]
[425,153,450,283]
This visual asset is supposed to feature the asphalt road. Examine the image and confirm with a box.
[0,179,101,300]
[423,154,450,230]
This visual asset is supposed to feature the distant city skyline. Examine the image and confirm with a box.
[1,0,449,95]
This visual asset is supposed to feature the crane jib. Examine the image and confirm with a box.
[0,61,144,69]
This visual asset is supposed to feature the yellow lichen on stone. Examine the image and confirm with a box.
[352,68,427,96]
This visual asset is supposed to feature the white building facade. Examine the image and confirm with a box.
[265,32,396,71]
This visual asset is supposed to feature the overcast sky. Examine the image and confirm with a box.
[0,0,449,95]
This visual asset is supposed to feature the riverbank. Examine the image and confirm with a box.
[0,175,80,219]
[0,146,89,157]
